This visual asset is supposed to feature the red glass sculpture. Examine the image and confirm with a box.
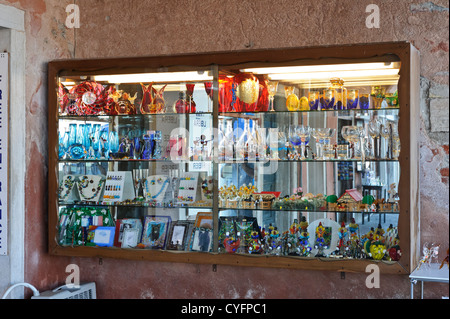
[234,72,259,112]
[140,83,154,114]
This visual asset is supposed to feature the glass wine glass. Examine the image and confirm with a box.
[289,125,301,160]
[368,118,381,159]
[341,126,359,159]
[311,128,327,160]
[380,123,391,159]
[267,81,278,112]
[297,125,311,160]
[323,128,336,160]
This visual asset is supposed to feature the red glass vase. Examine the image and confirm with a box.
[219,75,233,112]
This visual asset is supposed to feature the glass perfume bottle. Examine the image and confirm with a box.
[175,92,188,114]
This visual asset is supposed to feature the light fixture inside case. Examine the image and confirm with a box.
[93,71,213,84]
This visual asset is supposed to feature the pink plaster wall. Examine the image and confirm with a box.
[1,0,448,299]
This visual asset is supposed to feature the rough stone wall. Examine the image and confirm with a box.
[1,0,448,298]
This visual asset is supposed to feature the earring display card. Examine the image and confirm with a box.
[200,176,213,202]
[77,175,105,202]
[142,216,172,249]
[103,171,135,203]
[59,175,80,203]
[177,172,200,204]
[144,175,171,203]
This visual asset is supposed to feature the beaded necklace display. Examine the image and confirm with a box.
[145,177,170,200]
[59,175,75,200]
[78,175,105,201]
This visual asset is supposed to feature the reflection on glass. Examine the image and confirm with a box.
[380,123,391,159]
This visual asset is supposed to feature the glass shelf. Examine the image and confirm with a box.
[219,107,399,116]
[59,112,213,120]
[218,207,399,214]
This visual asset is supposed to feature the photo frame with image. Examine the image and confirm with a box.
[121,228,140,248]
[92,226,116,247]
[141,216,172,249]
[166,220,192,250]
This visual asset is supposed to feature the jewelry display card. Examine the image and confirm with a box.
[177,172,200,204]
[200,176,213,203]
[103,171,134,203]
[144,175,171,203]
[59,174,79,203]
[141,216,172,249]
[77,174,105,202]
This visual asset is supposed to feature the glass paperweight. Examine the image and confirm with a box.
[285,86,299,111]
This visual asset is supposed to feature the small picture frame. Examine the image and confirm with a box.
[142,216,172,249]
[194,212,213,229]
[121,228,140,248]
[190,228,213,252]
[93,226,115,247]
[167,221,191,250]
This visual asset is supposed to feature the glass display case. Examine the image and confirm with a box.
[48,42,420,274]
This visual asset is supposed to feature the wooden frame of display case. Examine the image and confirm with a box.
[48,42,420,275]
